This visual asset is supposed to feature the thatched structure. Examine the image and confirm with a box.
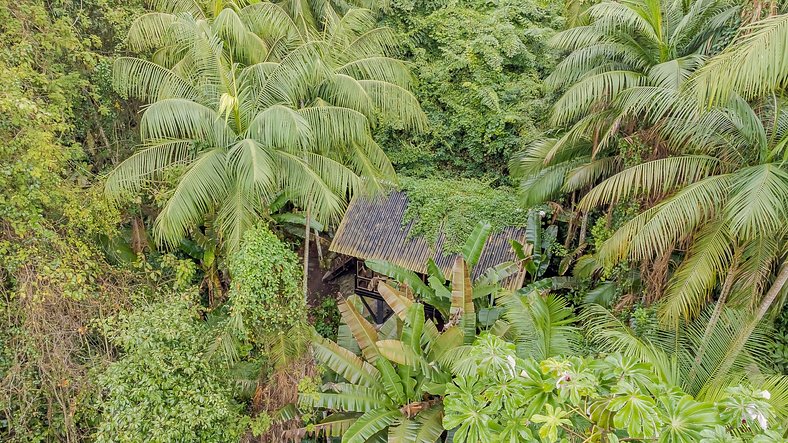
[328,191,528,291]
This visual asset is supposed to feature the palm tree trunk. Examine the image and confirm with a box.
[303,202,312,303]
[688,257,739,384]
[715,261,788,379]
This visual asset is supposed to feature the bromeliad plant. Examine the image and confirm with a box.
[444,333,786,443]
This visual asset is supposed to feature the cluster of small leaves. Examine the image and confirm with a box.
[95,297,245,442]
[400,177,529,253]
[310,297,341,341]
[227,225,305,338]
[378,0,563,179]
[444,334,783,443]
[769,306,788,374]
[0,0,147,439]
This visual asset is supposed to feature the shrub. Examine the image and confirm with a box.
[445,334,784,443]
[94,297,245,442]
[227,226,305,339]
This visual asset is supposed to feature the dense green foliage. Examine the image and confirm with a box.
[445,334,783,443]
[379,0,562,179]
[228,226,305,336]
[95,298,244,442]
[0,0,144,440]
[2,0,788,441]
[399,177,530,252]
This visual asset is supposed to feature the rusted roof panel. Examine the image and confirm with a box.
[329,191,527,290]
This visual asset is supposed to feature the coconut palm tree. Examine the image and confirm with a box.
[577,92,788,319]
[510,0,739,205]
[106,3,425,260]
[573,90,788,381]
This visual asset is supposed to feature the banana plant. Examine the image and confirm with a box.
[511,211,559,283]
[300,274,477,442]
[366,221,521,323]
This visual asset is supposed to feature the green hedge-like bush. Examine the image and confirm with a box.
[228,225,305,338]
[95,298,244,442]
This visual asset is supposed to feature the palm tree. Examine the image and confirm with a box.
[578,96,788,320]
[567,8,788,340]
[510,0,739,206]
[106,2,425,264]
[513,4,788,373]
[693,12,788,105]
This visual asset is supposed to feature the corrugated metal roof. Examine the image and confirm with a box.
[329,191,528,290]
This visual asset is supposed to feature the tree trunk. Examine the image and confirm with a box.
[688,256,739,384]
[314,228,323,264]
[715,261,788,379]
[303,203,312,303]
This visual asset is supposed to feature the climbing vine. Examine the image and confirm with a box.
[399,177,532,253]
[227,226,305,338]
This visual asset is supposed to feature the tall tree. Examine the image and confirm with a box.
[106,3,425,261]
[511,0,739,205]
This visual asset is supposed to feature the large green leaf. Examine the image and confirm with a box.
[366,259,434,300]
[378,282,414,321]
[338,296,380,362]
[461,221,491,269]
[343,409,402,443]
[376,358,406,405]
[450,257,476,344]
[312,335,381,388]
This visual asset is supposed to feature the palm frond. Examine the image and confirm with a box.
[246,104,313,151]
[693,14,788,104]
[580,304,679,385]
[660,220,733,327]
[105,139,195,199]
[317,73,374,119]
[139,98,233,145]
[683,308,773,397]
[215,182,260,252]
[357,80,427,132]
[147,0,204,15]
[126,12,178,53]
[338,57,411,88]
[154,148,229,247]
[498,291,578,361]
[578,155,722,209]
[551,70,646,126]
[724,164,788,240]
[563,155,623,193]
[114,57,200,102]
[298,105,371,153]
[340,27,400,60]
[597,174,731,264]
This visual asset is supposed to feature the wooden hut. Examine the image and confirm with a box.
[324,191,528,323]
